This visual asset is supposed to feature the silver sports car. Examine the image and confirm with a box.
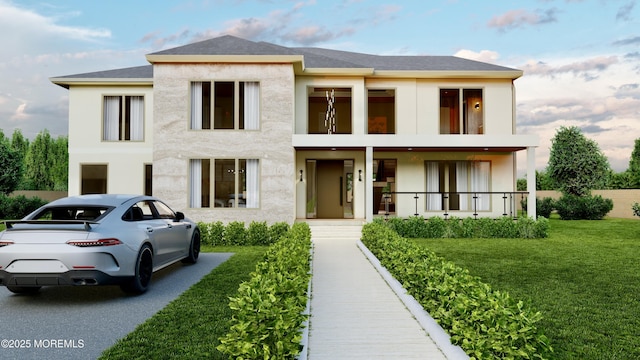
[0,194,200,294]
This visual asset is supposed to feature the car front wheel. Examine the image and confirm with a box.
[121,244,153,294]
[181,229,200,264]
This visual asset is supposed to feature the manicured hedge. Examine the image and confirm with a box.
[217,222,312,359]
[361,222,553,359]
[379,215,549,239]
[197,220,291,246]
[0,194,47,220]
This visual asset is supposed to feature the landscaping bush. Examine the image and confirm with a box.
[633,202,640,217]
[555,194,613,220]
[217,222,312,359]
[224,221,246,245]
[521,197,556,219]
[361,222,553,359]
[0,194,47,220]
[247,221,270,245]
[375,215,549,239]
[268,221,290,244]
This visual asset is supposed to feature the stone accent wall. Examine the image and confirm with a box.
[152,63,296,224]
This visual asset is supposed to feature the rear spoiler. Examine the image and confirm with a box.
[4,220,97,231]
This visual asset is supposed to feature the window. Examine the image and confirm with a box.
[190,81,260,130]
[103,96,144,141]
[425,161,490,211]
[439,89,483,134]
[144,164,153,196]
[308,87,352,134]
[367,89,395,134]
[190,158,259,208]
[81,164,107,194]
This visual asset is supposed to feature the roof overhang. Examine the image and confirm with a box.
[49,78,152,89]
[292,134,538,151]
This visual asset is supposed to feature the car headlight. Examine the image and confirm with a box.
[67,238,122,247]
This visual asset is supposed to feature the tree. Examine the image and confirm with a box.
[627,138,640,188]
[24,129,54,190]
[50,135,68,191]
[10,129,29,189]
[0,130,23,194]
[547,126,610,196]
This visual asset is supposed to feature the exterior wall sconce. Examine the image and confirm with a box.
[358,169,362,182]
[474,102,481,110]
[299,169,303,182]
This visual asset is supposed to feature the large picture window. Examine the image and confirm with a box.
[439,89,483,134]
[425,161,490,211]
[367,89,395,134]
[190,158,259,208]
[190,81,260,130]
[307,87,352,134]
[103,95,144,141]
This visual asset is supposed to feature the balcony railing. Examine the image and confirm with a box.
[380,191,529,220]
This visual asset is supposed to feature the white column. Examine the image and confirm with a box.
[366,146,374,223]
[526,147,537,218]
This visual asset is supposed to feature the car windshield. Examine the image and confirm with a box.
[31,206,113,221]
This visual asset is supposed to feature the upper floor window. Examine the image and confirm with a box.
[367,89,395,134]
[103,96,144,141]
[439,89,483,134]
[190,81,260,130]
[308,87,352,134]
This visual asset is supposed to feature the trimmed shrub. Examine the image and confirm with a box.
[633,202,640,217]
[224,221,246,245]
[269,221,290,244]
[209,221,225,245]
[217,222,312,359]
[379,215,549,239]
[361,222,553,359]
[555,194,613,220]
[247,221,269,245]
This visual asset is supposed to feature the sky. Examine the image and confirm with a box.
[0,0,639,175]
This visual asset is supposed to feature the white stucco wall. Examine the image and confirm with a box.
[67,85,154,196]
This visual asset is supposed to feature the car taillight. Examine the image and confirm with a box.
[67,238,122,247]
[0,241,13,247]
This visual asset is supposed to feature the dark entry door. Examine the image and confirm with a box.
[316,160,344,218]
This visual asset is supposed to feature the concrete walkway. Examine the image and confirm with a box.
[306,222,450,359]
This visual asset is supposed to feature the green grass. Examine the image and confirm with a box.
[414,216,640,359]
[99,246,266,360]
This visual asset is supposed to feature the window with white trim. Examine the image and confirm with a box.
[190,158,259,208]
[103,95,144,141]
[439,89,483,134]
[425,161,490,211]
[190,81,260,130]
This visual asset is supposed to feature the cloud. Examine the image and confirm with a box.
[616,2,635,22]
[487,8,558,31]
[613,36,640,46]
[454,49,500,64]
[520,56,618,81]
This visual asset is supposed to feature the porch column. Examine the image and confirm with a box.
[526,146,537,218]
[365,146,374,223]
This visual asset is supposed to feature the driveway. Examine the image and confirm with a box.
[0,253,233,360]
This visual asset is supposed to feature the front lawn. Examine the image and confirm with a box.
[414,217,640,359]
[99,246,266,359]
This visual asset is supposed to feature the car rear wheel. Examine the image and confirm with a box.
[181,229,200,264]
[6,285,41,294]
[121,244,153,294]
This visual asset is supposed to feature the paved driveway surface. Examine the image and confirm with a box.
[0,253,233,360]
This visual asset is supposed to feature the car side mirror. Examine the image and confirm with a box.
[175,212,185,222]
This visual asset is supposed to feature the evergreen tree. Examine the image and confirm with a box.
[24,129,54,190]
[627,138,640,188]
[547,126,611,196]
[0,129,23,194]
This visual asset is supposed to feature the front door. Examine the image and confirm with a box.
[316,160,344,218]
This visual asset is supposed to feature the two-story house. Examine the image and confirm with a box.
[51,35,538,224]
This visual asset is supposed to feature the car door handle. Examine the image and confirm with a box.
[167,224,173,229]
[147,227,153,233]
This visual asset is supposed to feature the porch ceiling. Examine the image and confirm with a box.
[293,146,527,152]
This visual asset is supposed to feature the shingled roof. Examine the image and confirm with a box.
[51,35,521,86]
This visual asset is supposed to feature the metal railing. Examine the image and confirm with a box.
[380,191,529,220]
